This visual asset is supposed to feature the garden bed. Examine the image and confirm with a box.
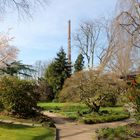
[97,123,140,140]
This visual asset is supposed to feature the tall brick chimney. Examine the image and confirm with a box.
[68,20,71,63]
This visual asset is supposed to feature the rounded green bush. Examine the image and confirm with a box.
[0,76,40,118]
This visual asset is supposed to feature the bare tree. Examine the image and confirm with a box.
[74,20,101,68]
[32,60,48,80]
[104,0,140,75]
[97,18,137,76]
[0,0,48,18]
[97,20,117,72]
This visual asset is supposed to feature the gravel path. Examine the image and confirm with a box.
[43,111,135,140]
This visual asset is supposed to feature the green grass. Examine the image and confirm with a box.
[38,102,87,112]
[0,122,55,140]
[38,102,125,113]
[38,102,130,123]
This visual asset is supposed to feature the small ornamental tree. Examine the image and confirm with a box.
[0,76,40,118]
[74,53,84,72]
[59,70,126,113]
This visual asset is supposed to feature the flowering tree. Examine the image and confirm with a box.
[0,33,19,67]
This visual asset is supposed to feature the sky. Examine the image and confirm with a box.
[0,0,117,65]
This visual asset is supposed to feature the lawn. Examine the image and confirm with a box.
[0,122,55,140]
[38,102,87,112]
[38,102,130,124]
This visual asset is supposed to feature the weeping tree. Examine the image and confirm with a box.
[114,0,140,71]
[114,0,140,118]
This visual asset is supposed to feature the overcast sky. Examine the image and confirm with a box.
[0,0,117,65]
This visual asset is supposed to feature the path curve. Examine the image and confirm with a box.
[43,111,135,140]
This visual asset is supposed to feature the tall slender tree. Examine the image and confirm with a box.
[74,53,84,72]
[45,48,71,97]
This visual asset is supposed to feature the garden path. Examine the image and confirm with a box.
[43,111,135,140]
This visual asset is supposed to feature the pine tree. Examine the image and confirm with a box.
[45,48,71,96]
[54,48,71,90]
[74,53,84,72]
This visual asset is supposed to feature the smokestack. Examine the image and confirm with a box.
[68,20,71,63]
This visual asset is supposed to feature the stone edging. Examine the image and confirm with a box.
[0,119,41,127]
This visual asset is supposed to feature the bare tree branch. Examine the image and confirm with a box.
[0,0,48,18]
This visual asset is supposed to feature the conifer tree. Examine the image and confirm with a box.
[74,53,84,72]
[54,48,71,90]
[45,48,71,96]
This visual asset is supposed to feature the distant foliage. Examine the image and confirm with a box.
[0,76,40,118]
[74,53,84,72]
[37,78,54,102]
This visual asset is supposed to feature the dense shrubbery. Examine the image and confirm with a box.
[0,101,4,111]
[100,92,118,107]
[82,112,129,124]
[124,76,140,121]
[97,126,135,140]
[0,76,40,118]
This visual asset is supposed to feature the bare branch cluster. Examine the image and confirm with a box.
[74,20,102,68]
[0,0,48,18]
